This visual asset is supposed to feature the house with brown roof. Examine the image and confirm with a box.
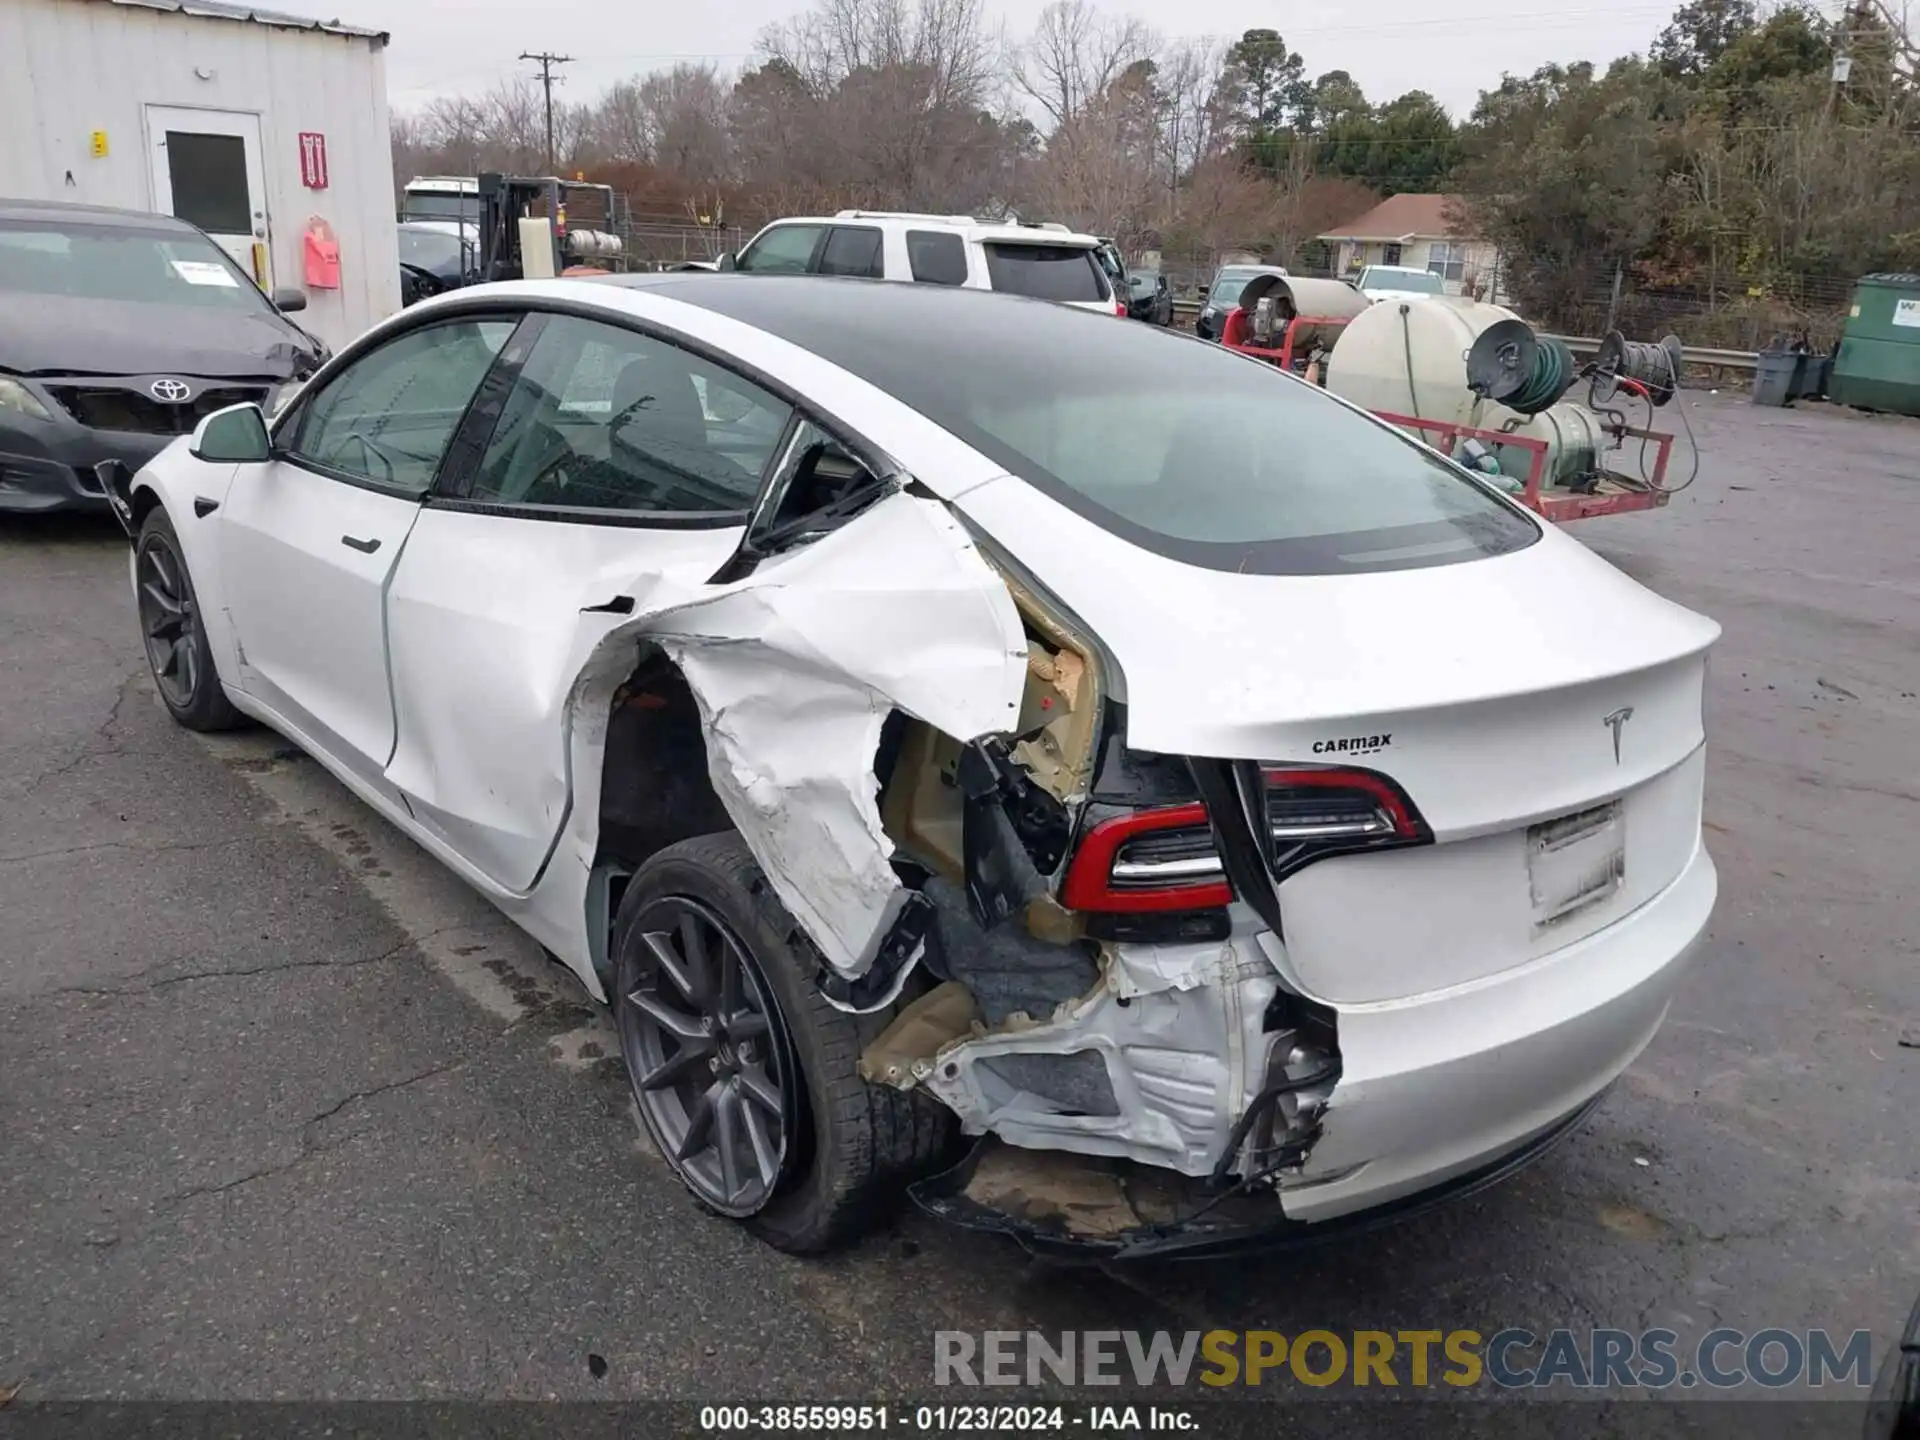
[1318,193,1507,303]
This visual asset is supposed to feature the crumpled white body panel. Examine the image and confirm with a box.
[922,930,1282,1176]
[620,493,1027,977]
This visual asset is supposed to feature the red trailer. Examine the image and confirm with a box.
[1222,310,1679,524]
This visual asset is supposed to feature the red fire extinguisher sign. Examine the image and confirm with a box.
[298,132,329,189]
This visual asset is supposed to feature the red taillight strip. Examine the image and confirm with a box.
[1060,803,1233,913]
[1060,766,1428,915]
[1261,766,1421,838]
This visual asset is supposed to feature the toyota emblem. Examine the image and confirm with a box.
[150,378,191,403]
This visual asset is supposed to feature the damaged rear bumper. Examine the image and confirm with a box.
[1277,842,1715,1221]
[903,841,1714,1249]
[910,1088,1608,1262]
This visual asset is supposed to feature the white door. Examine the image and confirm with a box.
[146,106,271,288]
[219,314,518,785]
[382,311,795,891]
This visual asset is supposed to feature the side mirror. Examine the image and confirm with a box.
[716,251,738,273]
[190,403,271,463]
[1197,285,1210,300]
[272,287,308,313]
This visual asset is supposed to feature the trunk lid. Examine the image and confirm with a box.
[957,478,1720,1001]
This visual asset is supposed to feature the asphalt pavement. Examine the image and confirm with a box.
[1,392,1915,1420]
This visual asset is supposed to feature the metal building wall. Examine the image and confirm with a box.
[0,0,402,350]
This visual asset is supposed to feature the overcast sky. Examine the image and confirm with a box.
[318,0,1717,120]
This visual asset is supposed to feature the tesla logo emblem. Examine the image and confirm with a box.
[1603,706,1635,763]
[150,378,191,402]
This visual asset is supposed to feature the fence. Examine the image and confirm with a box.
[1508,269,1859,352]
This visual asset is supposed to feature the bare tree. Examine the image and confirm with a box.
[752,0,1008,210]
[634,64,735,180]
[1027,60,1161,244]
[1014,0,1155,127]
[1151,39,1232,188]
[595,81,653,165]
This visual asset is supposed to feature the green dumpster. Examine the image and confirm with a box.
[1828,272,1920,417]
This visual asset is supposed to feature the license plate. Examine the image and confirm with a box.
[1528,800,1625,929]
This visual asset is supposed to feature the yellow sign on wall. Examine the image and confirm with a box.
[90,130,109,157]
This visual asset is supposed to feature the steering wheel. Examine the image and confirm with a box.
[514,422,588,506]
[398,261,445,307]
[333,430,399,486]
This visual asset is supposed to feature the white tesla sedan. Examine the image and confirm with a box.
[107,275,1718,1258]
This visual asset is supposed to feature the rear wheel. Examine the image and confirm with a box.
[612,834,952,1253]
[135,508,243,732]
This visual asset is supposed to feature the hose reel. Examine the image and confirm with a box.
[1465,319,1577,416]
[1592,331,1685,407]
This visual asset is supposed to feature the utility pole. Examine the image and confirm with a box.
[519,51,574,172]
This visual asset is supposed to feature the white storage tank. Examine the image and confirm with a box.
[1325,295,1604,490]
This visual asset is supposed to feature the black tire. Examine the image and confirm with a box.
[612,833,953,1254]
[135,507,245,732]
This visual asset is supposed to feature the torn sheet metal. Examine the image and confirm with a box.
[621,492,1028,980]
[922,931,1282,1176]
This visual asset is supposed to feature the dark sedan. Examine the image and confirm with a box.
[1194,262,1290,342]
[1126,269,1172,325]
[0,199,324,514]
[398,220,478,307]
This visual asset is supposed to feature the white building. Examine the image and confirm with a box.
[1,0,402,351]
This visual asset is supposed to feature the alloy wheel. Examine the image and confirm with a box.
[136,534,199,709]
[619,896,794,1216]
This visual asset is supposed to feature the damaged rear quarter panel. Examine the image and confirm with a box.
[597,491,1029,979]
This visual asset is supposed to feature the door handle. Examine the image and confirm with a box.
[341,534,381,553]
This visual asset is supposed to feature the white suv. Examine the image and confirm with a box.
[722,211,1124,316]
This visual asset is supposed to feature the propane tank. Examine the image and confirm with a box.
[1240,273,1371,353]
[564,228,624,259]
[1324,296,1603,488]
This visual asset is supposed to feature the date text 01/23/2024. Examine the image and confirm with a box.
[698,1405,1199,1431]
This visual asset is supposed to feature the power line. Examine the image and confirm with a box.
[520,50,576,171]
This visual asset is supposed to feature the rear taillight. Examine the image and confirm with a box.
[1061,803,1233,913]
[1114,300,1128,317]
[1060,766,1426,914]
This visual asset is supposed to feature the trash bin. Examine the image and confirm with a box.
[1787,351,1813,399]
[1752,349,1797,407]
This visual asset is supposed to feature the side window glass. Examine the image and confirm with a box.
[468,315,793,516]
[752,419,888,556]
[906,229,966,285]
[287,318,513,494]
[818,226,883,278]
[736,225,823,274]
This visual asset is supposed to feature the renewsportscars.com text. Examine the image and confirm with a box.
[933,1328,1875,1391]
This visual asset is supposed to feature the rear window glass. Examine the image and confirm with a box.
[819,226,883,278]
[907,230,966,285]
[679,284,1538,576]
[983,244,1108,303]
[1209,271,1267,307]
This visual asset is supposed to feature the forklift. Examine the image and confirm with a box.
[476,171,624,281]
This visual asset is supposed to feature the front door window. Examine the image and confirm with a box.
[284,318,516,494]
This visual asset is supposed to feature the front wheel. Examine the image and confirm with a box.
[135,508,244,732]
[612,834,952,1253]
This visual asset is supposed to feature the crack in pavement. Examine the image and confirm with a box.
[154,1053,478,1211]
[0,835,254,868]
[7,666,146,800]
[37,932,456,1000]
